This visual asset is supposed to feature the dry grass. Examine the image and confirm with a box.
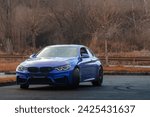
[0,77,15,83]
[0,62,19,71]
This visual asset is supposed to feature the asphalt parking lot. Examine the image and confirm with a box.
[0,75,150,100]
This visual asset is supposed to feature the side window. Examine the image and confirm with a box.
[80,47,88,56]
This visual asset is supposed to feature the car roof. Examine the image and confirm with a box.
[46,44,86,49]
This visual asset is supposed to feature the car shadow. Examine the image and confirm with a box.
[25,83,102,91]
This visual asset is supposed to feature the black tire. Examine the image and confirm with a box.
[92,66,103,86]
[71,68,80,88]
[20,83,29,89]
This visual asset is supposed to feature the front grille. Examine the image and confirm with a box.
[28,67,39,72]
[28,67,53,73]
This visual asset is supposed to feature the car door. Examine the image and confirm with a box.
[79,47,98,81]
[86,48,100,79]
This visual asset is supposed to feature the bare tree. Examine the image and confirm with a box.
[0,0,150,54]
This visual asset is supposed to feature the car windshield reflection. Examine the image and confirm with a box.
[36,46,78,58]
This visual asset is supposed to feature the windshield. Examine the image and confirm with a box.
[36,46,78,58]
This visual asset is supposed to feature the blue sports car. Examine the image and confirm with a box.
[16,45,103,89]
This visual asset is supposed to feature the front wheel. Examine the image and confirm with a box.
[20,83,29,89]
[71,68,80,88]
[92,66,103,86]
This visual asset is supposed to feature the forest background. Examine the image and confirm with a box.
[0,0,150,56]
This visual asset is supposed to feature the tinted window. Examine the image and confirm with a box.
[80,47,88,56]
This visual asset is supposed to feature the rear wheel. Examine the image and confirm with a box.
[20,83,29,89]
[71,68,80,88]
[92,66,103,86]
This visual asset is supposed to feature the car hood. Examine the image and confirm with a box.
[21,57,78,67]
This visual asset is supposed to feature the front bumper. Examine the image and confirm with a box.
[16,70,73,85]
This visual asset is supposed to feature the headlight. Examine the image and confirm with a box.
[16,65,27,72]
[55,64,71,71]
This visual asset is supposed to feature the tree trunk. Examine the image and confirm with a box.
[105,39,109,66]
[32,32,36,51]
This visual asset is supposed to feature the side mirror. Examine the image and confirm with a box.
[29,54,36,58]
[81,53,89,58]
